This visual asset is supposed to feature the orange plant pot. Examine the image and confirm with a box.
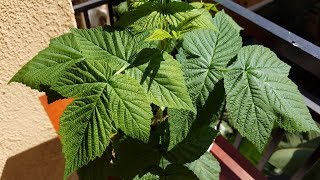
[39,95,73,133]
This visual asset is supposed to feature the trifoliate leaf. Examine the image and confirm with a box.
[177,11,242,107]
[127,48,194,111]
[225,45,319,152]
[72,28,192,111]
[146,29,172,41]
[10,33,84,90]
[53,60,152,178]
[118,2,216,32]
[186,152,220,180]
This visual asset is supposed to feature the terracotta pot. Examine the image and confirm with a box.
[39,95,73,133]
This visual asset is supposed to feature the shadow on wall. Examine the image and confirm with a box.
[1,138,77,180]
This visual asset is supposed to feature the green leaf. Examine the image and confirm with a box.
[264,76,319,133]
[112,138,161,178]
[224,45,319,152]
[177,11,242,107]
[174,14,202,33]
[10,33,84,90]
[118,2,216,32]
[269,132,320,175]
[165,125,218,164]
[167,109,196,150]
[161,164,198,180]
[186,152,220,180]
[168,80,225,150]
[270,148,314,175]
[146,29,172,41]
[117,1,129,15]
[127,48,194,111]
[70,27,152,71]
[53,60,152,178]
[134,173,160,180]
[72,28,193,111]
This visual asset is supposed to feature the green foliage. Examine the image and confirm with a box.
[10,0,320,179]
[117,1,215,32]
[134,173,160,180]
[177,11,242,107]
[224,45,319,151]
[146,29,172,41]
[126,49,194,111]
[186,152,221,180]
[268,131,320,176]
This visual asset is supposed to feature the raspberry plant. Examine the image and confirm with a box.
[10,0,319,179]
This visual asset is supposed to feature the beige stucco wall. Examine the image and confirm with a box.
[0,0,76,177]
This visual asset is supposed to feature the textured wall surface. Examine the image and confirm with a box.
[0,0,76,177]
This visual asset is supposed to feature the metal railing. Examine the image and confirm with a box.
[72,0,320,179]
[73,0,115,28]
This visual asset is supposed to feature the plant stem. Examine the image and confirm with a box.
[114,65,127,75]
[256,128,285,171]
[216,100,226,131]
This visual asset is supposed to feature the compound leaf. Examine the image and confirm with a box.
[53,60,152,178]
[177,11,242,107]
[225,45,319,152]
[71,28,193,111]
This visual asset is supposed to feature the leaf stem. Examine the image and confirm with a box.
[216,68,229,72]
[114,65,127,75]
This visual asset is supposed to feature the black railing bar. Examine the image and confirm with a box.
[299,87,320,116]
[108,3,115,25]
[73,0,109,13]
[303,95,320,116]
[83,11,91,28]
[247,0,273,11]
[214,0,320,60]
